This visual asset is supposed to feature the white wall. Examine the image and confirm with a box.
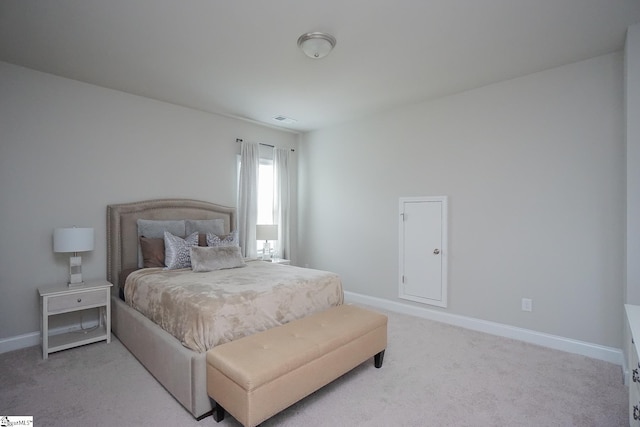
[0,61,298,340]
[626,23,640,305]
[299,52,625,348]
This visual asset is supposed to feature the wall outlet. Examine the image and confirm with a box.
[521,298,533,312]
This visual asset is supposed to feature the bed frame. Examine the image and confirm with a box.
[106,198,236,419]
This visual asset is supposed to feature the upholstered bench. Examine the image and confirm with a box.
[206,304,388,427]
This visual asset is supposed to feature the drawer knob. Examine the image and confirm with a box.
[77,298,82,303]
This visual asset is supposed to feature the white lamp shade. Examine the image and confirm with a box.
[54,227,94,253]
[256,224,278,241]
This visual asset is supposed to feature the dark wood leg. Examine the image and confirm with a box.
[374,350,385,368]
[195,410,213,421]
[210,398,225,422]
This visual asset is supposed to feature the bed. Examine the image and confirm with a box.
[106,198,344,419]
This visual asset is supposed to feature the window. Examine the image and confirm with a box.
[257,159,274,225]
[237,155,276,253]
[257,159,276,253]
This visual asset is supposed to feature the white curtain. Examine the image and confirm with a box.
[273,147,291,259]
[237,141,259,258]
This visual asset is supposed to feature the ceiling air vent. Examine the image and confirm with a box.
[272,115,297,124]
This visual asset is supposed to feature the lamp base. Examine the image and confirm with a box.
[262,240,271,261]
[68,255,84,287]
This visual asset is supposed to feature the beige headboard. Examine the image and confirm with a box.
[106,199,236,291]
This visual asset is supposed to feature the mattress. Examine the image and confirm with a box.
[124,260,344,352]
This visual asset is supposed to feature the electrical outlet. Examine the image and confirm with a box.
[521,298,533,312]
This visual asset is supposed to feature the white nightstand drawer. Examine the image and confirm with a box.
[47,289,105,312]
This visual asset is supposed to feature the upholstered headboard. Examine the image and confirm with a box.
[106,199,236,292]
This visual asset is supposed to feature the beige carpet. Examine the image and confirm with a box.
[0,308,628,426]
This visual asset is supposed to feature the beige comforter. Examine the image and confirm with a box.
[124,261,344,352]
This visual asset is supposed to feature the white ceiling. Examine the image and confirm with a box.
[1,1,639,133]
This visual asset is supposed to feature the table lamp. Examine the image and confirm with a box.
[256,224,278,260]
[54,227,94,286]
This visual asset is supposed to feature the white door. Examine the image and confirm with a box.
[399,196,448,307]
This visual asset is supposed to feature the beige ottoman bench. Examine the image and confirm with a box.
[206,304,388,427]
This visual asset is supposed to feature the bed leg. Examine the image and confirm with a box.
[374,350,385,368]
[210,398,225,422]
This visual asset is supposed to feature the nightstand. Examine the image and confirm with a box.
[38,280,112,359]
[266,258,291,265]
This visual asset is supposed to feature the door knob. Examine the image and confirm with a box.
[433,249,440,255]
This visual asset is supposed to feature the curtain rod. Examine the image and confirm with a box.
[236,138,294,152]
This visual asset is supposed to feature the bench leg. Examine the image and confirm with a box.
[374,350,385,368]
[209,398,225,422]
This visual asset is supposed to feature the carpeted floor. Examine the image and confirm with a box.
[0,308,628,426]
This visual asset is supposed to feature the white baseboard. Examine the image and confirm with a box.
[0,320,100,355]
[344,291,624,366]
[3,294,623,368]
[0,331,41,354]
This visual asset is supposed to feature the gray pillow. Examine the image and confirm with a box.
[185,219,225,236]
[206,230,239,247]
[164,231,198,270]
[190,246,246,272]
[137,220,186,268]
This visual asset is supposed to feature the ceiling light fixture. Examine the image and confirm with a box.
[297,32,336,59]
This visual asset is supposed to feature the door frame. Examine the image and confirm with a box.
[398,196,448,308]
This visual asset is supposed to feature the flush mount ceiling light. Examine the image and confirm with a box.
[297,32,336,59]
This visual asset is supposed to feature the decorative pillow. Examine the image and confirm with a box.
[206,230,239,247]
[136,220,186,268]
[164,231,198,270]
[139,236,165,268]
[185,219,225,236]
[190,246,246,272]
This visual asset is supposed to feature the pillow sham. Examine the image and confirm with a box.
[206,230,239,247]
[185,219,226,247]
[190,246,246,272]
[136,219,186,268]
[185,219,225,236]
[164,231,198,270]
[139,236,165,268]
